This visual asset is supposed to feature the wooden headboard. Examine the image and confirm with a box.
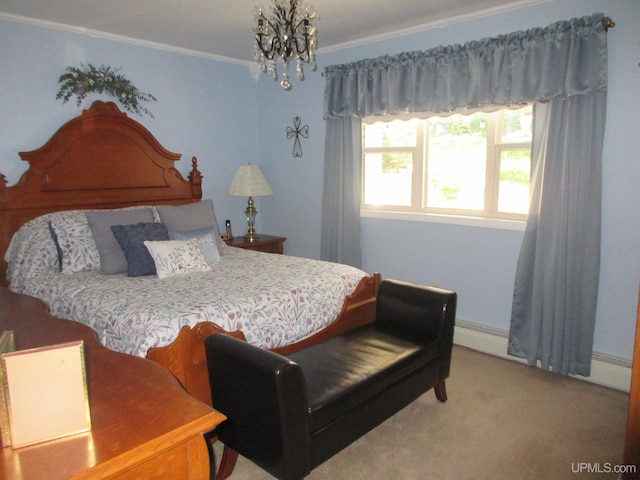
[0,101,203,283]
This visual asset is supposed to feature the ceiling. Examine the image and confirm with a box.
[0,0,546,63]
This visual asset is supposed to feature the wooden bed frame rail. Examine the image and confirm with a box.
[146,272,382,406]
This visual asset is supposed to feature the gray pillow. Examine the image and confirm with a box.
[156,199,226,252]
[85,208,155,274]
[111,223,169,277]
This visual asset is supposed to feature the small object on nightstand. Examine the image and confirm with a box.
[225,220,233,239]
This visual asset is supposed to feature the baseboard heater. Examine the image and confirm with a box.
[454,319,631,392]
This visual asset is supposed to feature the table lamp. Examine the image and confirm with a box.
[226,163,274,241]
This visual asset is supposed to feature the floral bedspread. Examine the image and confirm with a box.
[5,211,367,357]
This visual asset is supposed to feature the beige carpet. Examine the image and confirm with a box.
[213,346,629,480]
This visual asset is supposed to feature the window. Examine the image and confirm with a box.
[362,105,533,222]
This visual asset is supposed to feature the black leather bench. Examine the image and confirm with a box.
[205,279,457,480]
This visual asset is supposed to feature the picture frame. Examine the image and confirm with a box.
[0,330,15,446]
[0,340,91,448]
[0,330,14,354]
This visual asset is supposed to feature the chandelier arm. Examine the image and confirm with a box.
[285,1,297,27]
[256,16,285,60]
[289,35,311,57]
[293,19,309,33]
[272,21,285,43]
[262,16,284,47]
[256,34,279,61]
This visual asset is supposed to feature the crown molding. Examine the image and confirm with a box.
[317,0,552,55]
[0,12,254,67]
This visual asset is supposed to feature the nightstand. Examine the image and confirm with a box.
[224,235,286,254]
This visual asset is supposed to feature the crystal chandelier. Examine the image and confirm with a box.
[252,0,318,90]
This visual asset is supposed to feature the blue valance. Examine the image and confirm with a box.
[324,13,608,118]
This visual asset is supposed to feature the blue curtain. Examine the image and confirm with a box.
[320,116,362,267]
[508,94,606,376]
[321,13,608,374]
[324,14,608,118]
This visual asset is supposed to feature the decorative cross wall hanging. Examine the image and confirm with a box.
[286,116,309,157]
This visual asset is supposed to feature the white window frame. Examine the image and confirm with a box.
[361,106,532,231]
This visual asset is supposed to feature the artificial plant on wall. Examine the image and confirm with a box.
[56,63,157,117]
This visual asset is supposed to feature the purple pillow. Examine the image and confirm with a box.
[110,223,169,277]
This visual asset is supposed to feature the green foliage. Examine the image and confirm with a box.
[430,114,487,138]
[500,150,531,184]
[500,169,530,184]
[382,153,411,174]
[440,185,460,201]
[56,63,156,117]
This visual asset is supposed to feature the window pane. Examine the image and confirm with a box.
[364,119,418,148]
[498,149,531,214]
[363,152,412,206]
[501,106,533,143]
[361,105,533,221]
[426,113,487,211]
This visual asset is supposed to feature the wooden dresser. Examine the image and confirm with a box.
[0,288,226,480]
[623,287,640,478]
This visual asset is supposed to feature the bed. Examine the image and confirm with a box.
[0,101,381,407]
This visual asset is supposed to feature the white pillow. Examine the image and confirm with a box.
[143,239,211,279]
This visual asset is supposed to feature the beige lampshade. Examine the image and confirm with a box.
[226,163,274,197]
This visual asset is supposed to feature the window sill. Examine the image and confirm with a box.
[360,209,526,231]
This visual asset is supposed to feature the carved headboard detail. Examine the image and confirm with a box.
[0,101,203,283]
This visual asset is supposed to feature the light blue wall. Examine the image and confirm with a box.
[1,0,639,363]
[0,18,259,230]
[257,0,640,362]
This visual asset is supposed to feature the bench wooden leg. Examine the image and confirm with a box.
[216,445,239,480]
[434,381,447,402]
